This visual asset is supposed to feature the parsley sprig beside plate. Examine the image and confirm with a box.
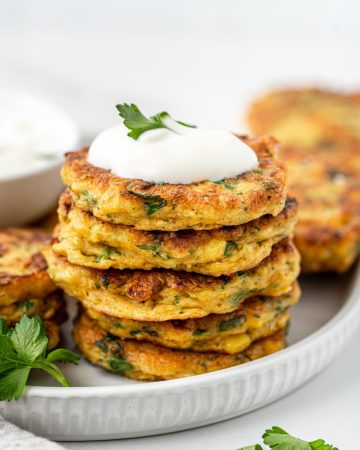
[238,426,338,450]
[116,103,196,140]
[0,316,80,401]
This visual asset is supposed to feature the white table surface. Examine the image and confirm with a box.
[1,1,359,448]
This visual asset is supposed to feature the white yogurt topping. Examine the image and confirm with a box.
[88,118,258,184]
[0,92,79,179]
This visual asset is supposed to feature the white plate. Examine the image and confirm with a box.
[1,265,360,441]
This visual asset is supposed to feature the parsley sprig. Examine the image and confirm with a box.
[116,103,196,140]
[238,426,338,450]
[0,316,80,401]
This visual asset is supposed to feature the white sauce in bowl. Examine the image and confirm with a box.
[88,118,258,184]
[0,92,79,180]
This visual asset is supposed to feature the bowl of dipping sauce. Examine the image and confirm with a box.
[0,92,80,227]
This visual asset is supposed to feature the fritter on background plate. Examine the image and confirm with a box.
[0,228,57,305]
[0,290,64,324]
[247,88,360,272]
[0,228,66,349]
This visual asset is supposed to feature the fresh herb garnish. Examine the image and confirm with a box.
[94,339,108,352]
[215,179,234,191]
[136,241,169,260]
[17,299,35,314]
[81,190,97,208]
[218,316,245,332]
[224,241,238,257]
[127,190,167,215]
[95,246,116,263]
[136,244,159,251]
[141,326,159,337]
[275,305,286,316]
[116,103,196,140]
[192,329,208,336]
[109,355,133,373]
[237,426,338,450]
[238,446,263,450]
[231,291,249,306]
[0,316,80,401]
[130,330,141,337]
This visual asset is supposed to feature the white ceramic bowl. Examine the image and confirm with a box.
[0,92,80,227]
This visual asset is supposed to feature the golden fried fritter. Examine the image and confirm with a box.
[0,228,57,305]
[61,136,287,231]
[74,311,287,380]
[247,88,360,272]
[45,238,300,321]
[87,283,299,354]
[0,289,66,351]
[0,290,65,324]
[55,191,297,276]
[45,319,61,350]
[248,89,360,147]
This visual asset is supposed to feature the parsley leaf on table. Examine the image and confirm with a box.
[308,440,339,450]
[116,103,196,140]
[262,426,311,449]
[237,426,338,450]
[262,426,339,450]
[0,316,80,401]
[237,445,264,450]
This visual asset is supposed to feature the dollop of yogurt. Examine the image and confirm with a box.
[88,118,258,184]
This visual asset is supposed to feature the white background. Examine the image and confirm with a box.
[1,1,360,448]
[2,0,360,136]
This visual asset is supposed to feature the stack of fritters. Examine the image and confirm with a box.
[247,89,360,273]
[0,228,66,349]
[45,135,301,380]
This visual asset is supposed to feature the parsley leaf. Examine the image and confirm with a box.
[0,316,80,401]
[95,246,116,263]
[11,316,47,363]
[116,103,196,140]
[127,190,167,215]
[0,367,31,401]
[262,426,310,449]
[136,244,158,251]
[109,355,134,373]
[218,315,245,332]
[238,426,338,450]
[46,348,81,364]
[308,440,339,450]
[224,240,238,257]
[237,446,263,450]
[214,179,235,191]
[0,318,8,335]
